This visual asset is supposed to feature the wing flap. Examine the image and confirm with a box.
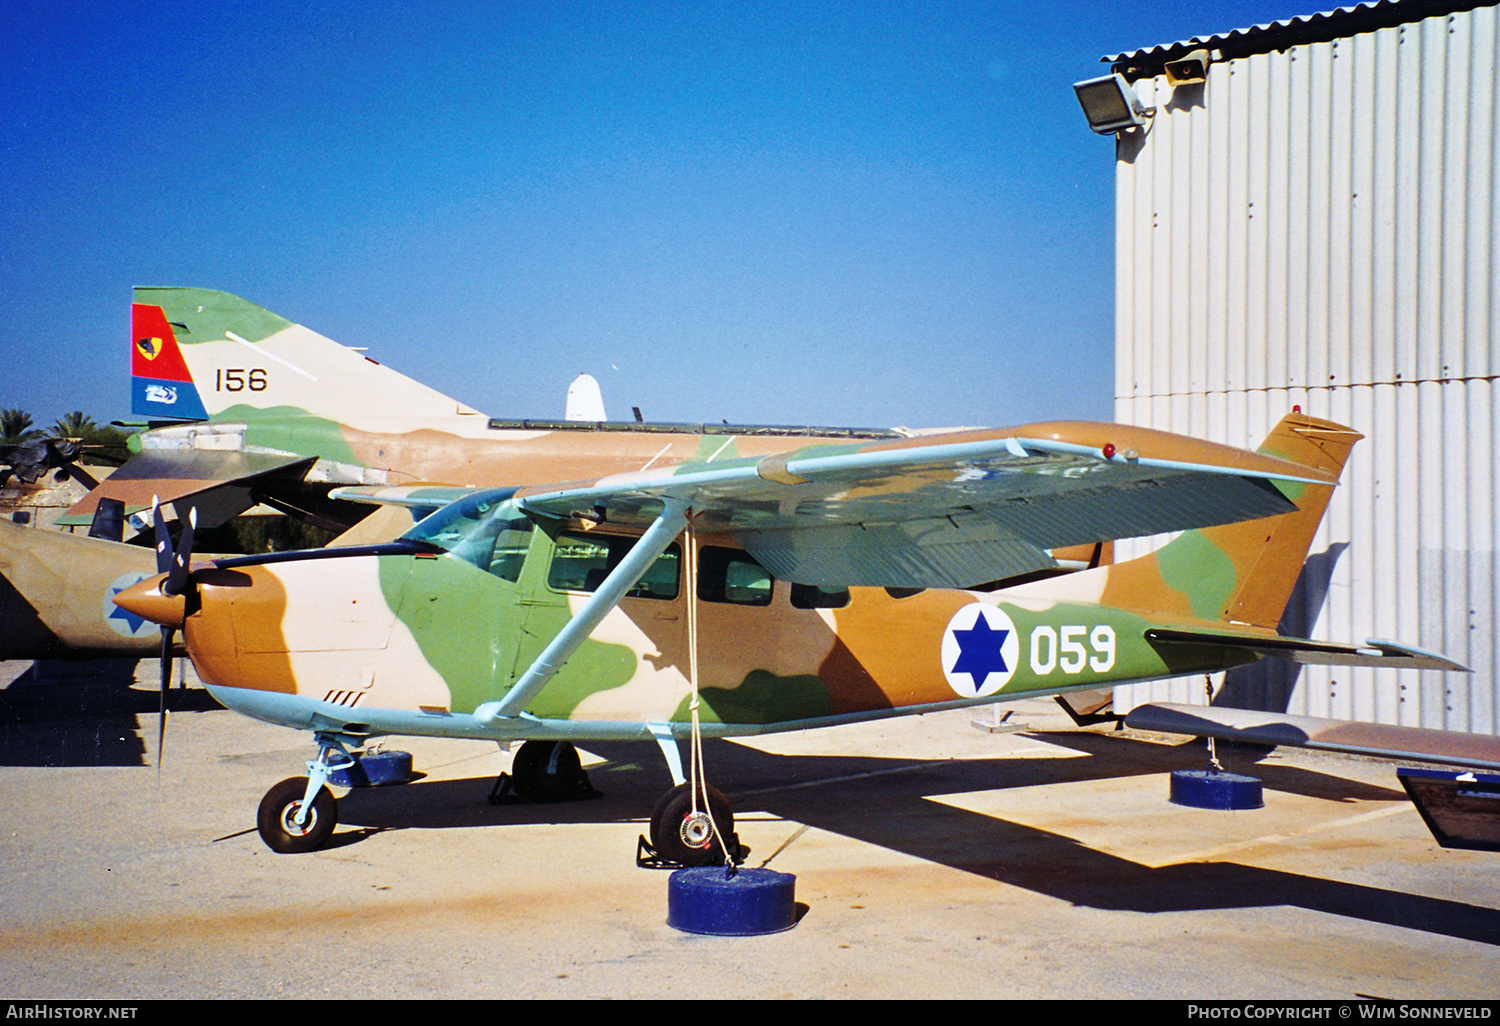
[741,517,1055,589]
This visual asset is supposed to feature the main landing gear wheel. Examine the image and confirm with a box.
[507,740,597,803]
[257,776,338,854]
[649,782,734,867]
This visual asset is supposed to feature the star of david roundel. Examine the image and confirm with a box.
[104,571,158,639]
[941,603,1021,698]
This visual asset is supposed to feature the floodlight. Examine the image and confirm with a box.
[1073,73,1153,135]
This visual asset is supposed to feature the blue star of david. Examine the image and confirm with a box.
[950,612,1010,692]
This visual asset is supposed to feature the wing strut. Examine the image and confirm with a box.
[475,498,690,725]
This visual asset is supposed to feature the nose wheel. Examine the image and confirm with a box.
[255,734,354,854]
[257,776,337,854]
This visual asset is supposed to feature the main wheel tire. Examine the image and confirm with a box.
[509,740,588,803]
[257,776,338,854]
[649,782,733,867]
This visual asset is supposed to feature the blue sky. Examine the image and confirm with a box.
[3,1,1318,433]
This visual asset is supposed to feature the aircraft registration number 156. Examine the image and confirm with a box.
[215,368,269,392]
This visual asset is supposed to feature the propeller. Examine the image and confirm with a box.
[149,496,197,773]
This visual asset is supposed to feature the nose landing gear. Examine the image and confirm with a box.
[255,734,356,854]
[257,776,338,854]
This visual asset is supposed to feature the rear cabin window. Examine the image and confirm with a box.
[697,547,773,606]
[548,532,680,600]
[790,582,851,609]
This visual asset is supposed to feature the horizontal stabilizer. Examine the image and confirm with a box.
[1144,628,1469,672]
[1126,703,1500,772]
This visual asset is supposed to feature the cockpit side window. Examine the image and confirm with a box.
[547,532,681,600]
[401,489,533,580]
[483,518,535,582]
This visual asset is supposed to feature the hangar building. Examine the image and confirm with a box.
[1087,0,1499,734]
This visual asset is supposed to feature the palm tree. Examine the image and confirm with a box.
[1,408,41,445]
[50,411,99,439]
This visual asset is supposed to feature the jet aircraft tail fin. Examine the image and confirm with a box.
[131,287,484,426]
[1099,411,1362,630]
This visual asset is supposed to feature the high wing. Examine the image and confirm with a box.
[514,420,1335,589]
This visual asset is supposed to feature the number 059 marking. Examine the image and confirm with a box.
[1029,625,1116,675]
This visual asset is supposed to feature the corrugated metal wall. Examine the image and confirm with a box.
[1112,4,1499,734]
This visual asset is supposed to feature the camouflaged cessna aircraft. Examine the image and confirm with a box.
[114,407,1468,862]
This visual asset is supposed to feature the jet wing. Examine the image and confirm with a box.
[63,450,317,528]
[515,421,1334,590]
[1126,702,1500,773]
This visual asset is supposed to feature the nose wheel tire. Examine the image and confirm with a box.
[649,782,733,867]
[257,776,338,854]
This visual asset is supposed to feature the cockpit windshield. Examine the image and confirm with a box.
[400,488,535,581]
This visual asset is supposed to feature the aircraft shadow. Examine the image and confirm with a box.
[0,659,221,767]
[331,733,1498,946]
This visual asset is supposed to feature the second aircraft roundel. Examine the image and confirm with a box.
[941,603,1020,698]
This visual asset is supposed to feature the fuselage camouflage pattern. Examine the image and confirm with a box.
[120,411,1437,746]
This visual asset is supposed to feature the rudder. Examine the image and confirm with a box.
[1102,412,1362,629]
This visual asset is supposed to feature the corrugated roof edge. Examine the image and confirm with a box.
[1106,0,1494,80]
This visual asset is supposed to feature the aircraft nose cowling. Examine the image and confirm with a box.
[113,573,186,630]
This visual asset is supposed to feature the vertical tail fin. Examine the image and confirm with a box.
[1101,412,1363,628]
[131,287,484,425]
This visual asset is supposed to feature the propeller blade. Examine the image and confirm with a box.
[165,507,196,597]
[151,496,172,576]
[158,626,175,775]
